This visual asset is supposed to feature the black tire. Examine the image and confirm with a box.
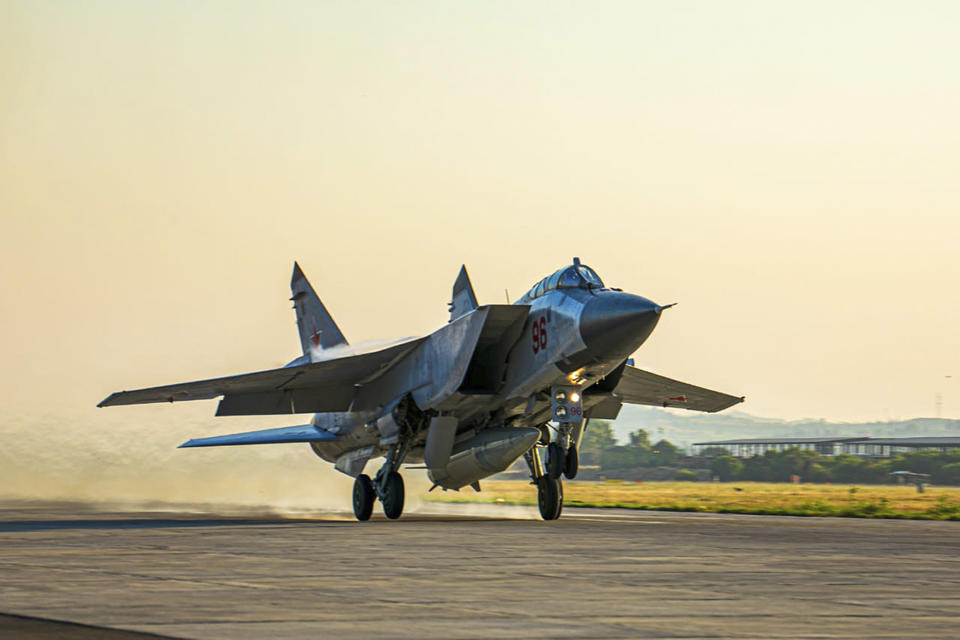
[352,474,375,521]
[546,442,564,479]
[537,476,562,520]
[381,471,405,520]
[563,446,579,479]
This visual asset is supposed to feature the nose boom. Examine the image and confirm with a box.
[579,293,661,359]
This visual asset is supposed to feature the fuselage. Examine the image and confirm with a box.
[309,266,663,483]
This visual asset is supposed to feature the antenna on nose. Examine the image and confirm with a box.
[573,257,581,265]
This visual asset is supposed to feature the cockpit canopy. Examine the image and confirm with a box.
[518,258,605,303]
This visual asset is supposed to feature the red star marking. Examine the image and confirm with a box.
[310,329,321,348]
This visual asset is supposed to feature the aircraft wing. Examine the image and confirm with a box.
[614,365,744,413]
[179,424,338,448]
[98,337,427,415]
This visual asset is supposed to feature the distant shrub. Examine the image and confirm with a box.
[933,462,960,486]
[674,469,698,482]
[926,494,960,518]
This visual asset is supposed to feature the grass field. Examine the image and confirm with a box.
[427,480,960,520]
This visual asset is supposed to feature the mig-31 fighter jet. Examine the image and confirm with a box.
[99,259,743,520]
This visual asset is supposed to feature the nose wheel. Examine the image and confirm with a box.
[564,445,579,479]
[537,476,563,520]
[545,441,580,480]
[546,442,564,479]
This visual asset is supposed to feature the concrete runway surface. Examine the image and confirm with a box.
[1,500,958,639]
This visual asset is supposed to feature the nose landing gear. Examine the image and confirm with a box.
[537,475,563,520]
[563,445,579,479]
[524,441,564,520]
[545,441,580,480]
[546,442,565,479]
[525,417,587,520]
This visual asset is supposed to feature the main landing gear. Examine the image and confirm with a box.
[352,442,409,521]
[352,474,375,521]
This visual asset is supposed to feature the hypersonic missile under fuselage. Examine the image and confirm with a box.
[99,259,743,520]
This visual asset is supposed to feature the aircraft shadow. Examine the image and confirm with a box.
[0,518,338,533]
[0,514,523,532]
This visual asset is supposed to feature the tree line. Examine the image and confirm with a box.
[580,421,960,485]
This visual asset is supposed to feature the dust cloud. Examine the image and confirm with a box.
[0,410,538,519]
[0,411,358,514]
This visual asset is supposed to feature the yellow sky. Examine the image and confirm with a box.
[2,0,959,425]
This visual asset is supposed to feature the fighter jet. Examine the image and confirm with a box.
[99,259,743,520]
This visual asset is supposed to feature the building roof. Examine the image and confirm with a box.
[693,437,866,446]
[848,437,960,448]
[694,436,960,448]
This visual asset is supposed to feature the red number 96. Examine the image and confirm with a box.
[532,316,547,354]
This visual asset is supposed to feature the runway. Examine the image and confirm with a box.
[1,500,958,639]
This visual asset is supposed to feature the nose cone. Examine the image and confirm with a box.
[503,427,542,462]
[579,293,661,359]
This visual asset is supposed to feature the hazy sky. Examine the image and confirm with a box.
[3,0,959,426]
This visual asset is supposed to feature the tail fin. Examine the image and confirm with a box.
[290,262,348,355]
[448,265,479,322]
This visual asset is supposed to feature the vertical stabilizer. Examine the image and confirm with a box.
[449,265,479,322]
[290,262,348,355]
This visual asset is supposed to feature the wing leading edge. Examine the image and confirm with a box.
[613,365,744,413]
[97,337,427,415]
[179,424,337,448]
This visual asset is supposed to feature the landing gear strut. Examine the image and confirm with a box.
[557,418,585,480]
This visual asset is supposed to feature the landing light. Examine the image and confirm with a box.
[554,390,567,403]
[569,391,581,404]
[555,406,568,418]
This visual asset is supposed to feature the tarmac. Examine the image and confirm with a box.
[1,500,958,639]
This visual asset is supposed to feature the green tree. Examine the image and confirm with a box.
[628,429,651,449]
[579,420,616,465]
[709,454,743,481]
[599,446,646,469]
[740,453,775,481]
[650,439,679,465]
[934,462,960,485]
[827,455,887,484]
